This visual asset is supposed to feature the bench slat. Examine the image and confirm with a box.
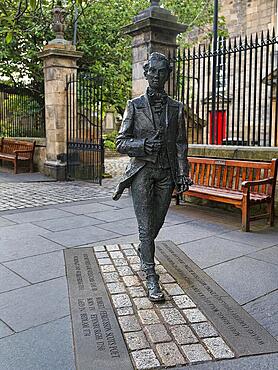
[189,157,272,170]
[228,166,234,188]
[216,165,221,188]
[211,165,216,187]
[188,184,271,200]
[181,157,278,231]
[200,163,205,185]
[248,167,253,182]
[262,169,268,193]
[190,162,195,181]
[222,166,228,188]
[254,168,261,192]
[0,138,35,174]
[235,167,241,190]
[195,163,200,184]
[204,164,210,186]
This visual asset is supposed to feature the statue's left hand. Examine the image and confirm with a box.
[177,175,193,193]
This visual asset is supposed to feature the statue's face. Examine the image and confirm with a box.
[145,59,169,91]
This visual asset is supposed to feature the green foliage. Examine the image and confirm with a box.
[76,0,149,115]
[105,130,118,142]
[104,139,116,151]
[0,0,227,115]
[103,130,118,151]
[164,0,228,44]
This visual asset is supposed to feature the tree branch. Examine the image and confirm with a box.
[15,0,28,22]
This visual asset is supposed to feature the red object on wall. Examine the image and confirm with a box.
[209,111,226,145]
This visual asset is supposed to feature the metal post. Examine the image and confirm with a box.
[73,6,78,45]
[211,0,218,144]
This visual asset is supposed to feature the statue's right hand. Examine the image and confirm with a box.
[144,132,163,155]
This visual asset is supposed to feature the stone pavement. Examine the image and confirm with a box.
[104,155,130,178]
[0,156,128,211]
[0,173,278,369]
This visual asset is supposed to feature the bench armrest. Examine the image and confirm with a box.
[242,177,275,188]
[14,149,33,154]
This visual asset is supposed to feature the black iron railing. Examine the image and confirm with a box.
[168,30,278,147]
[0,84,45,138]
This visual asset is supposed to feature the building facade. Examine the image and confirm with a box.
[220,0,276,37]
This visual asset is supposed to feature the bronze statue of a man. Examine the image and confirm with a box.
[113,52,192,301]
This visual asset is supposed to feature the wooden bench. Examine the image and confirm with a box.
[176,157,278,231]
[0,138,36,174]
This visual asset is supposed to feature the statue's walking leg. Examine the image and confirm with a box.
[131,167,174,301]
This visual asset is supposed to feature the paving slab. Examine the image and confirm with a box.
[205,256,278,304]
[4,251,65,283]
[179,236,258,268]
[42,225,120,247]
[0,277,69,332]
[219,228,278,248]
[0,235,64,262]
[0,223,49,239]
[165,212,195,225]
[100,197,133,209]
[183,352,278,370]
[248,246,278,266]
[186,219,238,233]
[244,290,278,340]
[87,234,140,247]
[0,317,75,370]
[0,320,14,339]
[0,217,15,227]
[89,206,136,222]
[2,208,73,223]
[157,221,227,245]
[97,217,140,236]
[56,202,118,215]
[0,264,30,292]
[33,214,102,232]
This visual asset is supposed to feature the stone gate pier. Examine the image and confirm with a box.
[39,3,82,180]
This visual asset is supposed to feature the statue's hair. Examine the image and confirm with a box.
[143,52,173,75]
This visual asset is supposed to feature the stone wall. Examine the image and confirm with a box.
[220,0,276,37]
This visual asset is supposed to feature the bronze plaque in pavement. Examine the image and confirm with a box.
[64,248,133,370]
[156,240,278,357]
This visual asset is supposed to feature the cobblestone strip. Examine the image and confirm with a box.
[90,243,236,369]
[105,156,129,178]
[0,178,125,211]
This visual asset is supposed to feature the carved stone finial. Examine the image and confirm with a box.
[48,1,71,45]
[150,0,160,6]
[52,1,66,41]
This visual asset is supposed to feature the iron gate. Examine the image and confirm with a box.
[66,72,104,183]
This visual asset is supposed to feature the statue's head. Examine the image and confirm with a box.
[143,52,172,91]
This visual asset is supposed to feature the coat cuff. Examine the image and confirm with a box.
[127,138,146,157]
